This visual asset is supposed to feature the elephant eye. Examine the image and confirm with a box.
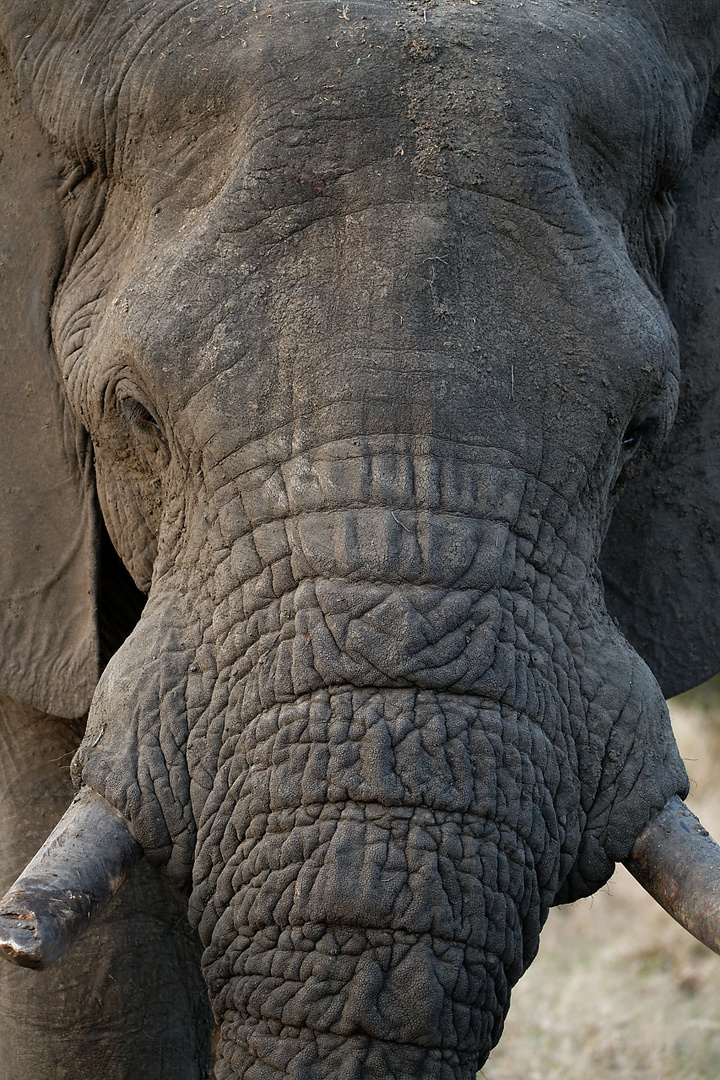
[120,396,162,434]
[621,413,659,450]
[116,393,170,469]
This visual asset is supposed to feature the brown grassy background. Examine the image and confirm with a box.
[482,680,720,1080]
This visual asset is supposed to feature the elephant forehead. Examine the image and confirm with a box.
[52,0,688,201]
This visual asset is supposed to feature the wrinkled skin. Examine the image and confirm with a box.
[0,1,718,1077]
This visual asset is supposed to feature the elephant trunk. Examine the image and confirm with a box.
[192,688,556,1078]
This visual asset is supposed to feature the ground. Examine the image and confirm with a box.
[482,679,720,1080]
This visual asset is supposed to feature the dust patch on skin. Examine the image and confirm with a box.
[482,689,720,1080]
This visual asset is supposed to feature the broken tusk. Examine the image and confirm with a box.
[0,787,141,970]
[624,795,720,955]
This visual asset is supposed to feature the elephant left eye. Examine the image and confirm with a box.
[120,396,162,434]
[115,393,169,468]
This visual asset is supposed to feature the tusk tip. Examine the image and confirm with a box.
[0,788,141,970]
[0,909,50,970]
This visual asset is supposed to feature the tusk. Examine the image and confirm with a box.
[0,787,141,970]
[624,795,720,955]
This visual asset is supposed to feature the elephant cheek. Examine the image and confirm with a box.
[71,597,199,889]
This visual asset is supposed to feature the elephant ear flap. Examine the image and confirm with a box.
[0,55,99,718]
[601,78,720,701]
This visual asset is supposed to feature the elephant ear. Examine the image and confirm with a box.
[0,50,100,718]
[643,0,720,82]
[601,72,720,700]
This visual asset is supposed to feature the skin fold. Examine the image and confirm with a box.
[0,1,718,1077]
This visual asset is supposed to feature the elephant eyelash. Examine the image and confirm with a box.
[119,395,163,435]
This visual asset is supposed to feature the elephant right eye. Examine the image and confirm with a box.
[621,423,644,448]
[621,410,662,453]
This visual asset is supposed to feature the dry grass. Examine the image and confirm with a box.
[481,681,720,1080]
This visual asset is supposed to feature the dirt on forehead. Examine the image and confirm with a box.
[483,682,720,1080]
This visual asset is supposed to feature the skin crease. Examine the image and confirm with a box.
[0,0,718,1077]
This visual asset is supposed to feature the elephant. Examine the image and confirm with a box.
[0,0,719,1078]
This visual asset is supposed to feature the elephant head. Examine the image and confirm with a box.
[1,1,720,1076]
